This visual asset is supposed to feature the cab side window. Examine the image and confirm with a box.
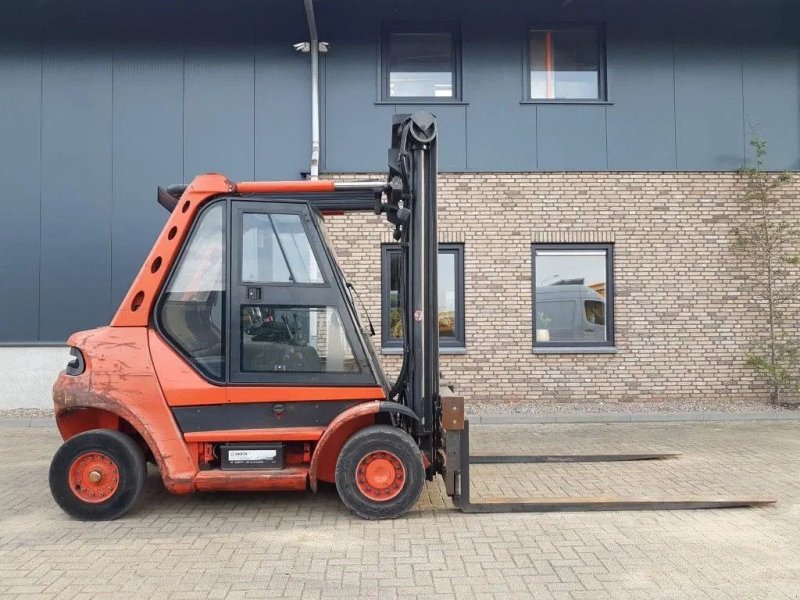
[157,204,226,380]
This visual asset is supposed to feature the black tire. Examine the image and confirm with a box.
[335,425,425,520]
[49,429,147,521]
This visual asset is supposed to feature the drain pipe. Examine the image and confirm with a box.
[303,0,321,179]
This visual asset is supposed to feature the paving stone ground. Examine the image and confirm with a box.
[1,422,798,599]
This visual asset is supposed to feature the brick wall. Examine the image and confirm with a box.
[322,172,800,405]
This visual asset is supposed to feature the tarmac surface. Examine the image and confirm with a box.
[1,421,798,599]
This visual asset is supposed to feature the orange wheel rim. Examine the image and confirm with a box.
[355,451,405,502]
[68,452,120,504]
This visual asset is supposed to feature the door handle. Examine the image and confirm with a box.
[246,287,262,301]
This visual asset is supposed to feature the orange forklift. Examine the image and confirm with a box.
[49,113,772,520]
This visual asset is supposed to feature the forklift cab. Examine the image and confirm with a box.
[156,199,384,386]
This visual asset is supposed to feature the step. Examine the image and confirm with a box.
[193,466,309,492]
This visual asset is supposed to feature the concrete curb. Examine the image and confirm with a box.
[1,412,800,429]
[470,411,800,424]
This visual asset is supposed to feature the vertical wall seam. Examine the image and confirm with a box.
[671,33,678,170]
[740,46,747,163]
[534,105,539,170]
[181,35,186,183]
[37,34,44,342]
[604,105,609,170]
[463,105,469,170]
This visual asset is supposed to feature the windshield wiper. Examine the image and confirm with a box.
[346,282,376,337]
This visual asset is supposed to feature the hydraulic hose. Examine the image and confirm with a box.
[387,118,415,403]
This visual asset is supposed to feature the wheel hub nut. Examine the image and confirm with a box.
[87,470,102,484]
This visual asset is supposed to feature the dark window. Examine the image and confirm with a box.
[529,26,605,100]
[382,24,461,100]
[241,305,359,373]
[157,203,226,380]
[532,244,614,347]
[382,243,465,348]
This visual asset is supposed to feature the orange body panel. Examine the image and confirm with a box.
[148,330,227,406]
[235,180,335,194]
[53,327,196,493]
[57,408,120,439]
[193,467,308,492]
[309,401,381,490]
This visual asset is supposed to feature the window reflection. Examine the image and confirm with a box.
[534,248,610,344]
[530,29,601,100]
[385,245,464,346]
[388,32,454,98]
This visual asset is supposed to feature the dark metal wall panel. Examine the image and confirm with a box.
[39,45,113,341]
[742,47,800,171]
[674,40,746,171]
[321,13,394,174]
[0,43,42,341]
[740,2,800,170]
[463,20,536,171]
[536,105,608,171]
[111,46,184,309]
[605,31,677,170]
[254,2,312,180]
[183,3,256,182]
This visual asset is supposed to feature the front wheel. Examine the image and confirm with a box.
[49,429,146,521]
[335,425,425,520]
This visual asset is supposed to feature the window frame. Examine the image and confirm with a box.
[524,22,607,103]
[380,22,463,102]
[531,243,615,349]
[381,242,466,350]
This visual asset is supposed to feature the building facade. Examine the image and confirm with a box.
[1,0,799,407]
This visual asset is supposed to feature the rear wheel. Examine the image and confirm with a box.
[335,425,425,520]
[49,429,146,521]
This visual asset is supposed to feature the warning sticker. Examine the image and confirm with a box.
[413,310,423,322]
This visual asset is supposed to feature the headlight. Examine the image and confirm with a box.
[66,347,85,376]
